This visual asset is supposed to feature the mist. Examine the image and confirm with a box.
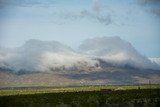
[0,37,159,73]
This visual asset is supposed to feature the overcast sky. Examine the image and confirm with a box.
[0,0,160,57]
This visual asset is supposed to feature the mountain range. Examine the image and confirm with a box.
[0,37,160,88]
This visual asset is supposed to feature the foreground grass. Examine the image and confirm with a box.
[0,88,160,107]
[0,84,160,96]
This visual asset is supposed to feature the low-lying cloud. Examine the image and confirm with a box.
[0,37,159,73]
[0,39,100,73]
[79,37,160,70]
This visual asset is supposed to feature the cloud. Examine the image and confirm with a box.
[137,0,160,5]
[0,0,112,25]
[136,0,160,16]
[62,2,112,25]
[0,39,100,73]
[0,37,159,74]
[0,0,55,8]
[79,36,160,70]
[149,57,160,65]
[150,8,160,16]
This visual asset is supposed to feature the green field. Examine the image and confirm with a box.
[0,84,160,96]
[0,85,160,107]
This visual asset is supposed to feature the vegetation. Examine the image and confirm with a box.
[0,85,160,107]
[0,84,160,96]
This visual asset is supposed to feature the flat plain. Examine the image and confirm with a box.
[0,85,160,107]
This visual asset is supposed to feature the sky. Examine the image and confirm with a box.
[0,0,160,57]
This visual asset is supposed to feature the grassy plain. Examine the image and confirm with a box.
[0,84,160,96]
[0,85,160,107]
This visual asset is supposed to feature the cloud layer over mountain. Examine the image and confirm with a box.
[79,37,159,70]
[0,37,159,73]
